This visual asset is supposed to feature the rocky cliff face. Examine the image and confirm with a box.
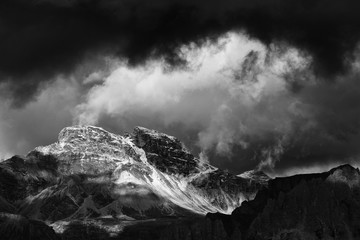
[0,125,267,239]
[44,161,360,240]
[4,125,357,240]
[208,164,360,240]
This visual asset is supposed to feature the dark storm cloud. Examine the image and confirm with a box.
[275,73,360,171]
[1,0,360,105]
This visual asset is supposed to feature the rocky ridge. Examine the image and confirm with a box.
[208,164,360,240]
[0,125,359,239]
[0,125,268,239]
[27,125,264,218]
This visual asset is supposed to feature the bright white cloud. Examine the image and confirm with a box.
[75,32,311,170]
[1,31,359,175]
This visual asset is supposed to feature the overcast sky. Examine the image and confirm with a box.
[1,0,360,175]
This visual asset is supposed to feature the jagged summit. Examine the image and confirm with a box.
[58,125,123,144]
[56,125,181,147]
[0,125,359,239]
[1,125,268,223]
[133,126,178,143]
[34,125,202,176]
[133,126,201,176]
[33,125,144,175]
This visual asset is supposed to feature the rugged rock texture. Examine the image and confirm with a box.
[133,127,198,176]
[1,125,359,239]
[132,126,265,214]
[0,154,58,204]
[191,169,264,212]
[18,125,264,221]
[209,164,360,240]
[0,125,267,239]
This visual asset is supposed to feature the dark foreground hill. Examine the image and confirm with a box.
[208,164,360,240]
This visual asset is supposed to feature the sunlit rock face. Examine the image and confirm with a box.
[20,125,265,221]
[132,126,266,214]
[34,126,144,175]
[0,125,267,232]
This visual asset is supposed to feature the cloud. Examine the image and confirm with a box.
[1,31,360,175]
[0,77,82,159]
[2,0,360,105]
[73,33,304,172]
[73,32,360,174]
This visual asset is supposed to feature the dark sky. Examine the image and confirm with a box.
[1,0,360,175]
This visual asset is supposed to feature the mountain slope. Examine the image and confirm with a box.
[207,164,360,240]
[0,125,267,224]
[1,125,359,239]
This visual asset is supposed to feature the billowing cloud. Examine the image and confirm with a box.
[2,0,360,105]
[73,33,360,173]
[1,32,360,175]
[62,33,320,173]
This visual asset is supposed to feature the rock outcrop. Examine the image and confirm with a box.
[208,164,360,240]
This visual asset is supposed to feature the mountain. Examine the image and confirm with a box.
[3,125,358,240]
[0,125,267,239]
[207,164,360,240]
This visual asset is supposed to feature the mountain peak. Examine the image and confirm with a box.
[21,125,267,219]
[33,125,144,175]
[133,126,177,140]
[133,126,188,152]
[58,125,119,144]
[132,126,198,176]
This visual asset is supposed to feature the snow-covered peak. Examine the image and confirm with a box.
[58,125,121,144]
[27,125,267,218]
[33,125,144,175]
